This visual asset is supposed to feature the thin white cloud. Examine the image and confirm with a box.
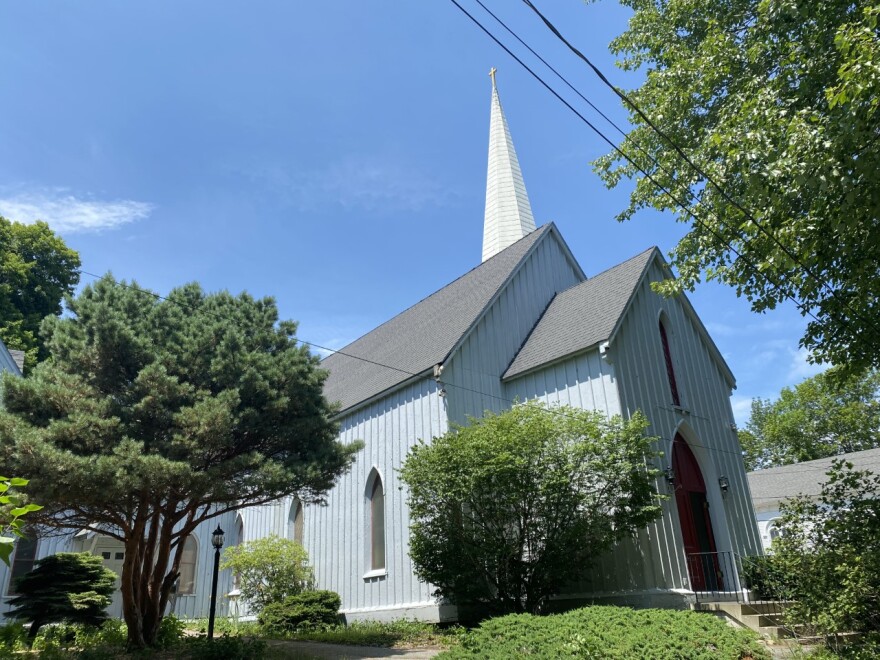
[247,155,456,214]
[786,346,827,381]
[729,394,754,428]
[0,188,153,233]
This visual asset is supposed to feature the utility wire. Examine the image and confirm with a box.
[446,0,823,331]
[520,0,880,342]
[76,268,753,463]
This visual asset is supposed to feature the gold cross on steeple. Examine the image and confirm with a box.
[489,67,497,88]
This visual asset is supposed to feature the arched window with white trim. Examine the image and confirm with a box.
[288,499,304,545]
[368,473,385,572]
[177,535,198,595]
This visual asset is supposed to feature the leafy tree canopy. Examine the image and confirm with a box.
[0,216,81,371]
[0,276,360,648]
[0,476,43,566]
[594,0,880,374]
[220,534,315,612]
[399,403,662,616]
[740,367,880,471]
[7,552,117,642]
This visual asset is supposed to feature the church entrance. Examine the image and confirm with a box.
[672,434,722,592]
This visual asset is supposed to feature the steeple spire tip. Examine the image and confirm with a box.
[482,69,536,262]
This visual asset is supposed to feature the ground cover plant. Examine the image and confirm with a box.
[277,619,464,649]
[438,605,769,659]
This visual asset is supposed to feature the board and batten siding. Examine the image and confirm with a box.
[443,231,583,425]
[296,377,448,619]
[611,258,762,596]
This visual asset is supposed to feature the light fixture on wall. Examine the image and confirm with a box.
[664,466,675,486]
[718,475,730,494]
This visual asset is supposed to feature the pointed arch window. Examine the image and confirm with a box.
[177,535,198,595]
[7,533,38,595]
[288,499,304,545]
[369,474,386,572]
[659,318,681,406]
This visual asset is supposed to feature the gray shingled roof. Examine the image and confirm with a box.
[322,225,553,412]
[747,447,880,505]
[503,247,657,380]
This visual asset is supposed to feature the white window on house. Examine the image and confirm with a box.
[177,535,198,595]
[7,534,38,595]
[369,475,386,572]
[288,499,304,545]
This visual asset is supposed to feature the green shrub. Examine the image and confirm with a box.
[258,590,341,633]
[7,552,117,642]
[0,622,27,653]
[155,614,187,649]
[220,535,315,611]
[439,605,769,659]
[741,554,795,601]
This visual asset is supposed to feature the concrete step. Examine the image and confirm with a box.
[737,601,791,616]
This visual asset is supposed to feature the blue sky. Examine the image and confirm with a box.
[0,1,822,425]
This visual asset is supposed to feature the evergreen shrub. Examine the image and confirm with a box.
[439,606,769,659]
[741,554,794,601]
[258,590,342,633]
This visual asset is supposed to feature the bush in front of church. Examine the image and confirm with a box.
[258,590,342,633]
[400,402,663,616]
[220,535,315,612]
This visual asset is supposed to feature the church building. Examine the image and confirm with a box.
[0,75,761,622]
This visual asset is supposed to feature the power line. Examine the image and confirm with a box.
[445,0,824,334]
[520,0,880,345]
[75,268,753,463]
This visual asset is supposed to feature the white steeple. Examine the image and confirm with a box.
[482,68,536,262]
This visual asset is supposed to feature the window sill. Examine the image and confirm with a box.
[227,589,242,598]
[362,568,387,580]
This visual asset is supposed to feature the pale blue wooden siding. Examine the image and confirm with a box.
[443,231,583,424]
[610,258,762,593]
[298,377,447,617]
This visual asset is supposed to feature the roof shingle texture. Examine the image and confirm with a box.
[503,247,656,380]
[747,447,880,504]
[322,225,552,412]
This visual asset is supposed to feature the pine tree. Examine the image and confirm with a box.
[7,552,117,642]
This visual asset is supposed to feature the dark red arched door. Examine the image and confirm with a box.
[672,434,721,591]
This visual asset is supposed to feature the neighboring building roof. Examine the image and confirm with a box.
[0,338,22,377]
[503,247,657,380]
[747,447,880,506]
[322,224,554,412]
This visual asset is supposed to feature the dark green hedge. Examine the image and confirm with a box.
[439,605,769,659]
[258,590,341,633]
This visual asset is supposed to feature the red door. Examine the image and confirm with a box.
[672,434,721,591]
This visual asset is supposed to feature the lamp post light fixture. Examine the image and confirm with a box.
[207,525,224,640]
[664,466,675,487]
[718,475,730,495]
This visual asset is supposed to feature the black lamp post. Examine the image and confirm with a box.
[207,525,224,640]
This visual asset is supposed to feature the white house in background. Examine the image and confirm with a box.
[747,447,880,552]
[0,75,762,623]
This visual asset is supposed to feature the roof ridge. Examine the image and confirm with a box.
[322,225,552,364]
